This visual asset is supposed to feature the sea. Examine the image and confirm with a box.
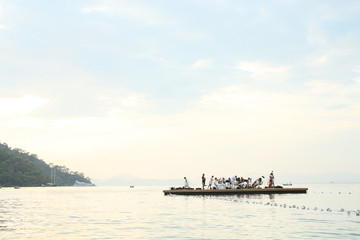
[0,183,359,240]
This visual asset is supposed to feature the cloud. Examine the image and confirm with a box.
[172,31,209,41]
[304,80,360,97]
[196,85,257,109]
[253,7,271,23]
[236,61,289,80]
[353,65,360,73]
[306,22,329,46]
[98,93,149,108]
[131,53,169,65]
[196,80,360,126]
[82,0,171,25]
[307,54,330,65]
[192,58,213,69]
[306,48,352,66]
[0,95,49,116]
[303,80,360,124]
[3,81,360,179]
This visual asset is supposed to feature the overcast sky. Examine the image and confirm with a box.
[1,0,360,182]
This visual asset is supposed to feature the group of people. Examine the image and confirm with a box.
[184,171,275,189]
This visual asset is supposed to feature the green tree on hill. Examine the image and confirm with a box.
[0,142,93,187]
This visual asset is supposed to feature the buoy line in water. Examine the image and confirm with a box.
[197,196,360,217]
[311,191,360,195]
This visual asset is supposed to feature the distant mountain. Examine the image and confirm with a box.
[93,172,360,187]
[0,142,93,187]
[93,174,182,186]
[275,172,360,184]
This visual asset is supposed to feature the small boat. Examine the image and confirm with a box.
[163,187,307,195]
[283,183,292,186]
[42,183,57,187]
[74,181,95,187]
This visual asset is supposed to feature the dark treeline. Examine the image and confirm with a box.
[0,142,92,187]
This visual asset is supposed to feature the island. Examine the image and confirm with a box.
[0,142,94,187]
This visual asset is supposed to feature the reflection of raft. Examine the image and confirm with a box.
[163,187,308,195]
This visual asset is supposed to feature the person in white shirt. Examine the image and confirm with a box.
[231,176,237,189]
[213,178,219,189]
[252,177,263,188]
[208,176,214,189]
[184,177,189,188]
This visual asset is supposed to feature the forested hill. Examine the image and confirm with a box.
[0,142,93,187]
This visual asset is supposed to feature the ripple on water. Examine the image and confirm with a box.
[0,185,360,239]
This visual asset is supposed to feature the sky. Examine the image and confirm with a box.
[1,0,360,183]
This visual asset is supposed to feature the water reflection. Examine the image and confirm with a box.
[0,185,359,239]
[0,198,19,233]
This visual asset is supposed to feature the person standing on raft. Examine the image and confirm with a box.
[202,173,206,189]
[184,177,190,188]
[268,171,274,187]
[208,176,214,189]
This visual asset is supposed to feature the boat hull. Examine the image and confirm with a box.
[163,187,308,195]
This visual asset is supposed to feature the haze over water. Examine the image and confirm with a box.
[1,183,359,239]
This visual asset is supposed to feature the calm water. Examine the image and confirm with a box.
[0,184,359,239]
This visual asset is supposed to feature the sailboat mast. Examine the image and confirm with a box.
[53,167,56,185]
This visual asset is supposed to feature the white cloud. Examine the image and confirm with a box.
[3,82,360,179]
[353,65,360,73]
[2,0,360,180]
[173,31,209,41]
[0,95,49,116]
[307,22,329,46]
[304,80,360,97]
[121,94,147,107]
[308,54,330,65]
[236,61,289,80]
[196,85,257,109]
[196,81,360,127]
[306,48,352,66]
[253,7,270,23]
[131,53,169,65]
[304,81,340,95]
[98,93,150,108]
[192,58,213,69]
[82,5,111,14]
[82,0,170,25]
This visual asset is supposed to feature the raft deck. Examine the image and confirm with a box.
[163,187,308,195]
